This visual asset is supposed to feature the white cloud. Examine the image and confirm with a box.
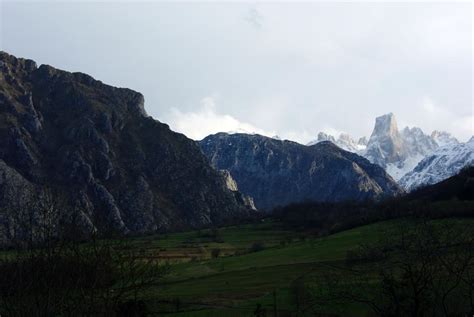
[166,95,473,144]
[165,96,276,141]
[5,2,470,142]
[244,7,264,29]
[164,96,354,145]
[400,96,474,142]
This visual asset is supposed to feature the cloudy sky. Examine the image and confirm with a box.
[1,1,472,143]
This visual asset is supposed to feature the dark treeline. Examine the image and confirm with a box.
[273,166,474,234]
[290,219,474,317]
[0,237,169,316]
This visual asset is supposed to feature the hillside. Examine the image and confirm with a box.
[200,133,403,210]
[0,52,252,246]
[400,139,474,191]
[405,166,474,201]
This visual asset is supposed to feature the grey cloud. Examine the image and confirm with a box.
[1,2,471,142]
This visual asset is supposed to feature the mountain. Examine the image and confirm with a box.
[0,52,251,246]
[307,132,366,152]
[309,113,452,182]
[199,133,403,210]
[404,165,474,202]
[431,130,459,147]
[399,138,474,192]
[364,113,411,174]
[401,127,439,157]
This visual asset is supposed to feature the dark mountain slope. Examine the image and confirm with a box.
[200,133,403,210]
[0,51,251,246]
[405,166,474,201]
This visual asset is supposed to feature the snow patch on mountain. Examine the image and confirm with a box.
[307,132,366,152]
[399,139,474,191]
[386,154,425,181]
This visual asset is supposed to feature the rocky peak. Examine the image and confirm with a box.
[358,137,368,146]
[365,113,407,167]
[317,132,336,143]
[308,132,367,152]
[306,113,460,182]
[431,130,459,147]
[337,133,360,151]
[339,133,354,143]
[370,113,399,139]
[401,127,438,157]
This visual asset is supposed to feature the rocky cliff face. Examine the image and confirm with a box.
[0,52,250,246]
[364,114,444,181]
[364,113,408,168]
[200,133,403,210]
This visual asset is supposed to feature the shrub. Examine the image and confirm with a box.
[211,248,221,258]
[249,241,265,253]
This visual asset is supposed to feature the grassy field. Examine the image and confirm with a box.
[109,217,473,316]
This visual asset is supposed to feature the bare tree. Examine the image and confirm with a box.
[314,219,474,317]
[0,187,170,316]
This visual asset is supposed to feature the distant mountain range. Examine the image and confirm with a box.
[200,133,403,210]
[307,113,472,190]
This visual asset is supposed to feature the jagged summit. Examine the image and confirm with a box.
[305,113,463,184]
[318,132,336,143]
[365,113,407,168]
[401,126,438,157]
[307,132,366,152]
[370,113,399,139]
[431,130,459,147]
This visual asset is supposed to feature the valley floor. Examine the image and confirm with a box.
[117,218,473,316]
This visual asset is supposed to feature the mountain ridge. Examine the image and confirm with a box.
[0,51,252,246]
[199,132,403,210]
[307,113,466,184]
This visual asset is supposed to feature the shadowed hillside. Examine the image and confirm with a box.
[0,52,253,246]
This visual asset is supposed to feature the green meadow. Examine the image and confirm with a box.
[115,218,473,316]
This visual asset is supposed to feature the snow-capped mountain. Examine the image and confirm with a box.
[401,127,438,157]
[338,133,367,152]
[307,132,366,152]
[307,132,336,145]
[399,137,474,191]
[364,113,408,170]
[307,113,463,183]
[431,130,459,147]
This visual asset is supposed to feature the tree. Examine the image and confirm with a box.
[211,248,221,258]
[317,219,474,317]
[0,188,170,316]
